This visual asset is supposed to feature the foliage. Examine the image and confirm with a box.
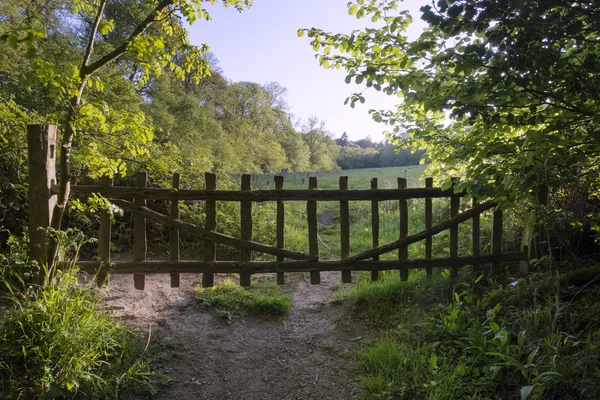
[302,0,600,205]
[195,278,291,319]
[0,98,42,246]
[349,272,600,399]
[0,229,157,399]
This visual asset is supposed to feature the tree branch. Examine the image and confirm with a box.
[81,0,174,76]
[81,0,107,70]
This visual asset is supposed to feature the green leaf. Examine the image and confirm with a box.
[520,385,535,400]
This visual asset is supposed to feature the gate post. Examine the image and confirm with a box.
[27,124,57,274]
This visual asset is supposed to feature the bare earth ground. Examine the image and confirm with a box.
[100,268,380,400]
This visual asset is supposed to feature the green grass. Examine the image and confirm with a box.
[196,279,291,318]
[249,165,428,190]
[0,269,158,399]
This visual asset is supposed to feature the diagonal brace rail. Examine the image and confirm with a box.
[348,200,496,262]
[112,199,316,261]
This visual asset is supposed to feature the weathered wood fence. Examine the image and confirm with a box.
[27,125,530,290]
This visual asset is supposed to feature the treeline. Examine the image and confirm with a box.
[336,133,425,170]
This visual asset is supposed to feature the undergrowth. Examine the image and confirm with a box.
[0,230,161,399]
[341,270,600,399]
[195,278,291,320]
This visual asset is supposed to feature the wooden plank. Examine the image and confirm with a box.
[97,175,113,287]
[424,177,433,277]
[64,185,465,201]
[340,176,351,283]
[74,252,528,275]
[450,178,460,278]
[240,174,252,287]
[398,178,409,281]
[371,178,379,281]
[275,175,285,285]
[492,208,504,273]
[203,173,216,287]
[170,173,180,288]
[133,171,147,290]
[472,197,481,277]
[112,199,316,260]
[307,176,320,284]
[347,200,496,262]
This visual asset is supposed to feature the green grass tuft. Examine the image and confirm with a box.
[196,279,291,318]
[0,269,157,399]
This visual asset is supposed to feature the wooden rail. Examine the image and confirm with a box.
[58,185,462,201]
[70,173,526,290]
[72,253,527,274]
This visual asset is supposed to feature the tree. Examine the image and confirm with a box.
[302,116,339,171]
[302,0,600,203]
[336,131,349,147]
[1,0,252,286]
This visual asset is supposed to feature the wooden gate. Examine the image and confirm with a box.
[27,125,529,290]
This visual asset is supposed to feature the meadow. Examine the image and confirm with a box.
[241,165,514,266]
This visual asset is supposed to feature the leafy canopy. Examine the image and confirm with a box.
[302,0,600,203]
[1,0,252,178]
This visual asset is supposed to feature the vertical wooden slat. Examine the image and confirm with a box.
[449,178,460,278]
[275,175,285,285]
[424,177,433,278]
[398,177,408,281]
[370,178,380,281]
[203,173,216,287]
[97,175,113,287]
[307,176,320,284]
[492,208,504,273]
[339,176,351,283]
[170,173,180,288]
[133,171,147,290]
[472,197,481,277]
[240,174,252,287]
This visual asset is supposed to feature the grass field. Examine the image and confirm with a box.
[248,165,428,190]
[246,165,510,264]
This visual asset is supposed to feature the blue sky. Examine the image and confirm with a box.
[188,0,430,141]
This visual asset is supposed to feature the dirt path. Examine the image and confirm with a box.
[102,269,379,400]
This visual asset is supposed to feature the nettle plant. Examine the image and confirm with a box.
[1,0,252,286]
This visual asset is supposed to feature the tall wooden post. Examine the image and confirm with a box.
[371,178,380,281]
[339,176,352,283]
[275,175,285,285]
[472,197,481,277]
[203,173,217,287]
[424,178,433,278]
[97,175,113,287]
[133,172,147,290]
[307,177,320,284]
[492,208,504,274]
[449,178,460,278]
[170,173,180,288]
[398,177,408,281]
[27,124,57,287]
[240,174,252,287]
